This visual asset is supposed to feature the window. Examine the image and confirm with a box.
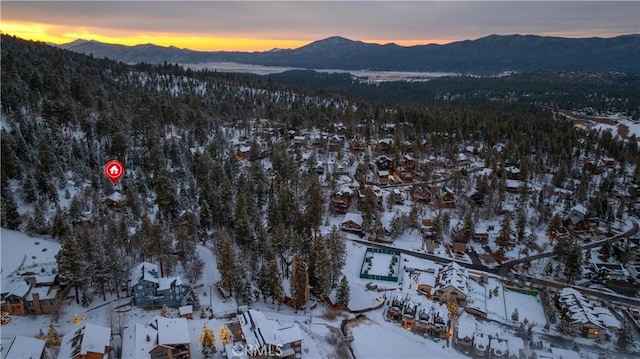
[138,285,143,290]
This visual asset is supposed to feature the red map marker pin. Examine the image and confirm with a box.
[104,160,125,184]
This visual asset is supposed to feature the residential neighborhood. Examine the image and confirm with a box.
[2,21,640,359]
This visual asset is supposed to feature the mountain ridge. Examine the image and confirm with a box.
[57,33,640,73]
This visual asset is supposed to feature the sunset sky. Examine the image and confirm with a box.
[2,1,639,51]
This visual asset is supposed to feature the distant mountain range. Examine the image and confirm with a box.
[59,34,640,74]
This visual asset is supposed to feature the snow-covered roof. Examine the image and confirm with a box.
[436,262,468,296]
[33,275,56,285]
[558,288,610,329]
[508,337,524,356]
[239,146,251,153]
[342,213,363,227]
[1,279,30,298]
[58,323,111,358]
[4,335,45,359]
[465,279,487,316]
[490,337,508,356]
[158,277,182,291]
[130,262,160,286]
[550,347,581,359]
[237,310,303,348]
[474,333,489,350]
[156,316,190,345]
[504,166,520,174]
[26,286,57,300]
[595,310,621,329]
[415,272,437,289]
[505,179,524,189]
[122,323,157,359]
[571,204,588,217]
[179,305,193,315]
[105,191,124,202]
[457,313,475,340]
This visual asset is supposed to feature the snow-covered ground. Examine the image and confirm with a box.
[593,114,640,139]
[350,309,466,359]
[338,241,391,309]
[1,228,61,278]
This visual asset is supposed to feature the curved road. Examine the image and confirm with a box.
[497,220,639,277]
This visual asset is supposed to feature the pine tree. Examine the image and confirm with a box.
[233,190,252,247]
[564,242,583,281]
[46,324,61,347]
[235,276,253,305]
[160,304,169,317]
[336,275,350,307]
[56,236,84,304]
[81,292,91,307]
[200,324,217,357]
[0,192,20,230]
[51,209,70,240]
[269,258,284,305]
[219,325,232,345]
[361,187,380,236]
[92,246,110,301]
[216,231,237,295]
[23,174,38,204]
[257,261,272,300]
[447,300,458,319]
[105,235,124,298]
[290,255,309,310]
[198,196,212,238]
[599,242,612,261]
[325,226,346,288]
[304,175,324,236]
[0,135,18,183]
[516,208,527,243]
[409,204,419,231]
[496,213,512,253]
[309,235,331,298]
[1,311,10,325]
[512,308,519,322]
[177,212,198,260]
[153,170,180,223]
[462,210,474,242]
[617,324,632,351]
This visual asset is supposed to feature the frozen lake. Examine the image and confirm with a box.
[183,61,459,80]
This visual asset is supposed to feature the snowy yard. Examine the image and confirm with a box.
[339,241,392,310]
[350,309,466,359]
[1,228,61,277]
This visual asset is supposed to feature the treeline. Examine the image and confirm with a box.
[258,70,640,118]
